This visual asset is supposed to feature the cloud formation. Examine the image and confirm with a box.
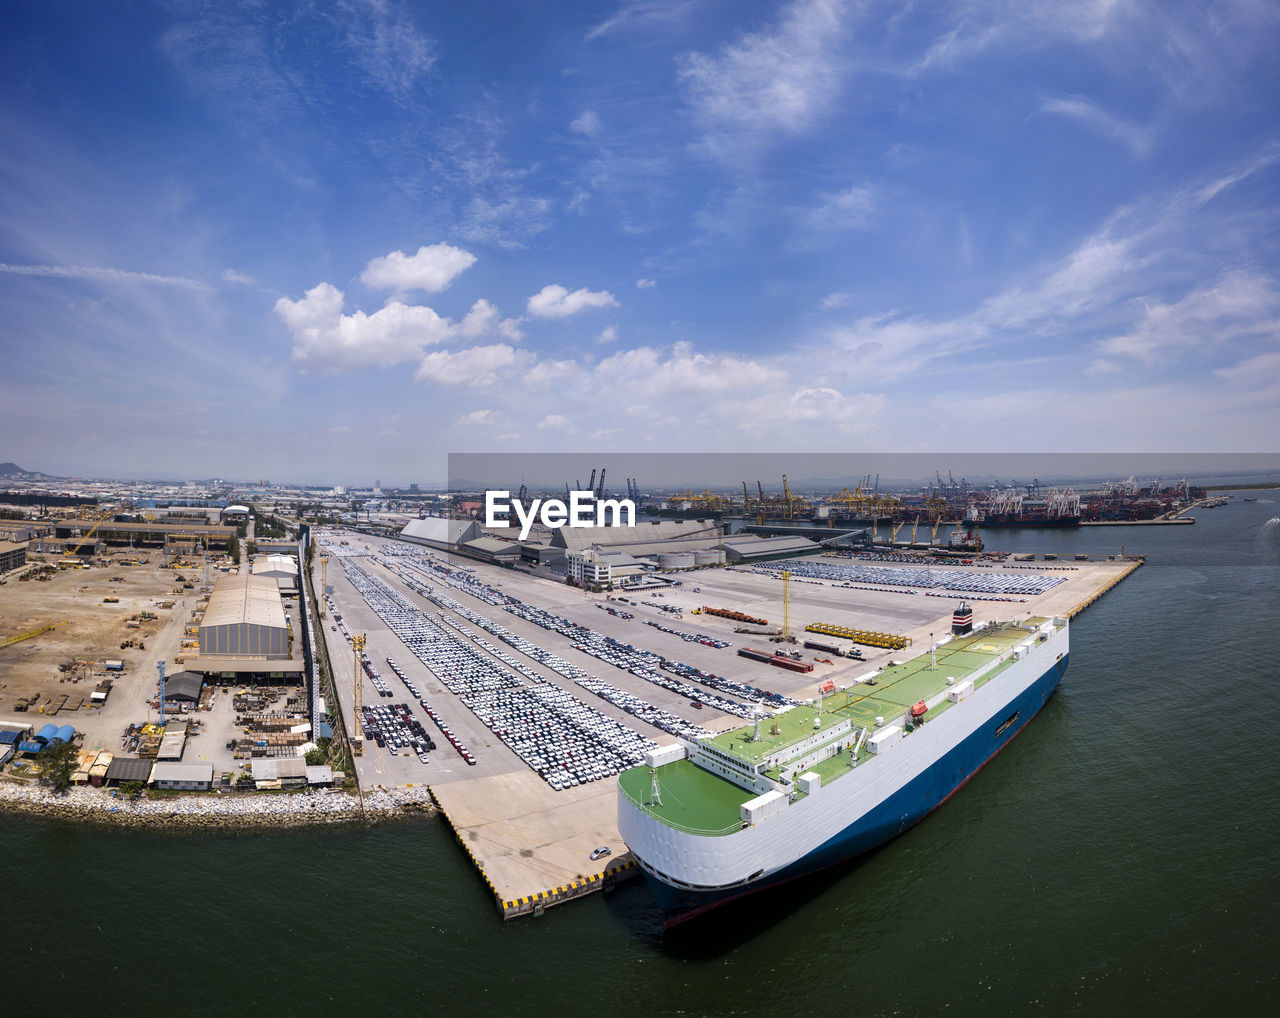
[526,283,619,317]
[360,243,476,293]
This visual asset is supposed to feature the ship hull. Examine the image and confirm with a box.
[637,652,1068,926]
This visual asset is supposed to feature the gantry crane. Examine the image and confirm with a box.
[351,633,366,756]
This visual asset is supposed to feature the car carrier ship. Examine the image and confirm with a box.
[617,604,1069,925]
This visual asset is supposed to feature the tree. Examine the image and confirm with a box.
[39,738,79,793]
[304,747,326,766]
[228,533,240,565]
[245,539,257,557]
[121,779,146,798]
[235,771,254,788]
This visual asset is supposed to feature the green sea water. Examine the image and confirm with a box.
[3,497,1278,1016]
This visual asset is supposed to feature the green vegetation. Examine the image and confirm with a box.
[245,539,257,556]
[304,747,326,766]
[121,779,146,798]
[38,738,80,793]
[229,533,240,565]
[235,771,254,788]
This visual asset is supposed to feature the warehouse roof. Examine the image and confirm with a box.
[250,757,307,780]
[460,536,522,556]
[552,518,719,551]
[105,757,154,783]
[202,574,287,631]
[151,762,214,784]
[164,671,204,702]
[252,554,298,577]
[400,518,482,547]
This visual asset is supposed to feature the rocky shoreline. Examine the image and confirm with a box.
[0,780,438,830]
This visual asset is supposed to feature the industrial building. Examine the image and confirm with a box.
[399,517,482,551]
[0,539,27,573]
[104,756,153,786]
[162,671,204,703]
[252,553,299,593]
[566,548,647,588]
[456,535,522,565]
[199,574,290,658]
[250,757,307,788]
[150,761,214,791]
[721,535,824,563]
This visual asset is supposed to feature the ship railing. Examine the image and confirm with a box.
[619,784,744,837]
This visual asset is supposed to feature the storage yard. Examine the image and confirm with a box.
[313,531,1141,917]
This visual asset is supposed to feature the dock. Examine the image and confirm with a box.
[321,537,1145,921]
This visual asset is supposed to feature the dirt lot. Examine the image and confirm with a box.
[0,549,216,721]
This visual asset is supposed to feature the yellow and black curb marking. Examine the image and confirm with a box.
[429,786,639,921]
[1067,558,1143,618]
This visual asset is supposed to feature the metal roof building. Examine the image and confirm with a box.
[399,517,482,550]
[150,761,214,790]
[199,574,289,658]
[252,553,299,591]
[722,535,823,563]
[164,671,204,702]
[104,756,154,785]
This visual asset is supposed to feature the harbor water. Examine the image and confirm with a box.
[2,496,1277,1015]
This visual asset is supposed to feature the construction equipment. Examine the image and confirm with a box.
[63,510,113,557]
[351,634,366,756]
[1,624,59,650]
[891,520,906,543]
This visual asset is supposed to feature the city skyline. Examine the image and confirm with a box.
[2,1,1278,483]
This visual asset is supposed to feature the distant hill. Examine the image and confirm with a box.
[0,461,60,481]
[0,462,25,476]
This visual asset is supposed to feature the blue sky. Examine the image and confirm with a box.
[1,0,1277,484]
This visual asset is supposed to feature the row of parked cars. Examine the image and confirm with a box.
[361,702,434,764]
[754,559,1066,597]
[341,561,649,787]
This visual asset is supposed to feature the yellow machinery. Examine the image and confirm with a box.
[351,633,366,756]
[1,623,59,650]
[63,511,113,557]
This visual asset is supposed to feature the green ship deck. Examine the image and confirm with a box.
[619,617,1061,834]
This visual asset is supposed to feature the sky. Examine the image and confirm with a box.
[1,0,1277,486]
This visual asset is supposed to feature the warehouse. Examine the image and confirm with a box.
[104,756,154,786]
[198,574,290,658]
[150,761,214,791]
[0,539,27,573]
[399,517,482,551]
[163,671,204,703]
[250,757,307,789]
[457,535,522,565]
[252,553,299,593]
[722,535,823,564]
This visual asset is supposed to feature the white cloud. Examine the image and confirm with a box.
[0,262,206,289]
[570,110,603,136]
[456,409,495,427]
[585,1,696,41]
[636,278,656,288]
[1041,95,1154,157]
[538,413,570,429]
[458,298,524,341]
[594,341,783,394]
[1097,270,1279,365]
[598,325,619,343]
[222,268,254,285]
[328,424,351,434]
[416,343,527,386]
[810,184,877,229]
[678,0,849,153]
[527,283,619,317]
[336,0,436,100]
[277,282,454,371]
[821,292,853,309]
[360,243,476,293]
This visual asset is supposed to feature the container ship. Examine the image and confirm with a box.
[617,605,1069,926]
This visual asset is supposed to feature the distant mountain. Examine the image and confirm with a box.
[0,461,60,481]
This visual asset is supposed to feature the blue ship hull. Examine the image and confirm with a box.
[647,653,1069,924]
